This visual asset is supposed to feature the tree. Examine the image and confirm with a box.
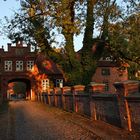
[107,1,140,65]
[2,0,140,85]
[80,0,97,84]
[4,0,84,85]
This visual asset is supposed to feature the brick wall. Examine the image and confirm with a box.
[114,80,140,131]
[0,42,64,101]
[36,81,140,132]
[90,94,121,127]
[92,66,128,93]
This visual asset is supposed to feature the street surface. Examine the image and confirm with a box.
[0,100,139,140]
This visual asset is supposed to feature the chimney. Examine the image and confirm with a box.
[0,46,4,53]
[16,39,23,47]
[7,43,12,51]
[20,40,23,46]
[16,41,19,47]
[27,43,31,52]
[7,43,11,47]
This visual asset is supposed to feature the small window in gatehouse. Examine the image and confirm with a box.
[27,61,34,71]
[16,61,23,71]
[5,61,12,71]
[42,79,49,92]
[56,79,63,88]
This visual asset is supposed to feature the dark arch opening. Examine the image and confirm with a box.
[8,78,31,100]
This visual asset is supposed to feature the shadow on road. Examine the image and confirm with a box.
[0,101,9,113]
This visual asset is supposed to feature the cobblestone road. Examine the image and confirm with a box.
[7,100,101,140]
[0,100,139,140]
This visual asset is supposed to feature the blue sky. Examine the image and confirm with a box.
[0,0,123,51]
[0,0,83,51]
[0,0,20,50]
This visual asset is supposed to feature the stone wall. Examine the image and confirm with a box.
[114,80,140,132]
[92,66,128,94]
[90,94,121,127]
[35,81,140,132]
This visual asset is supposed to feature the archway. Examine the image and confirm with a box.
[7,78,31,100]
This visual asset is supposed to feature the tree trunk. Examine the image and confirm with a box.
[80,0,97,85]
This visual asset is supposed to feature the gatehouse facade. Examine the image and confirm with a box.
[0,41,64,100]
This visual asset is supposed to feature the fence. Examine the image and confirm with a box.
[35,81,140,132]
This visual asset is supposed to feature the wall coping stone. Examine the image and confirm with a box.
[54,87,62,95]
[114,80,139,87]
[114,80,140,96]
[48,89,54,95]
[89,82,105,86]
[62,86,72,95]
[72,85,85,90]
[88,82,105,94]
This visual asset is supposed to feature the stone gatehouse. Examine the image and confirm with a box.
[0,41,64,100]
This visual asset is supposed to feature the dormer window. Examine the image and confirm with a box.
[16,61,23,71]
[5,61,12,71]
[27,61,34,71]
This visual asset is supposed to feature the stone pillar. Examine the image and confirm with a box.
[61,86,72,111]
[114,80,140,131]
[48,89,54,106]
[72,85,85,112]
[88,83,105,120]
[88,82,105,93]
[54,87,62,108]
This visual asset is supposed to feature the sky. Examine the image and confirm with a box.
[0,0,21,50]
[0,0,83,51]
[0,0,123,51]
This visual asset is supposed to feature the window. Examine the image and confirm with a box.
[5,61,12,71]
[42,79,49,92]
[16,61,23,71]
[101,68,110,75]
[27,61,34,71]
[103,81,109,91]
[56,79,63,88]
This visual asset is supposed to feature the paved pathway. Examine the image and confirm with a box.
[0,100,139,140]
[7,101,101,140]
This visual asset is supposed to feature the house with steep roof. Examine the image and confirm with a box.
[92,57,128,93]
